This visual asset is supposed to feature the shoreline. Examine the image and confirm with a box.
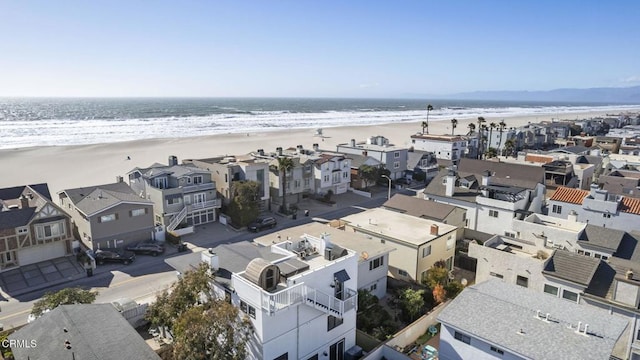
[0,108,637,196]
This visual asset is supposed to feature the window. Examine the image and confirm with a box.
[167,196,181,205]
[193,175,203,184]
[398,269,409,277]
[131,208,146,217]
[304,178,310,187]
[446,235,455,250]
[329,338,345,360]
[544,284,559,296]
[490,346,504,355]
[393,161,400,169]
[324,175,330,182]
[516,275,529,288]
[562,290,578,302]
[327,315,343,331]
[504,231,516,238]
[489,272,503,279]
[394,151,400,158]
[422,245,432,258]
[369,256,384,270]
[274,353,288,360]
[489,210,499,218]
[153,177,167,189]
[603,213,611,218]
[240,300,256,319]
[36,222,65,239]
[454,331,471,344]
[343,171,348,179]
[17,227,28,234]
[552,204,562,214]
[100,214,116,223]
[370,283,377,291]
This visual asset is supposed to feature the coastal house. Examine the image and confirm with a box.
[423,158,546,235]
[409,134,468,163]
[341,208,458,283]
[312,152,352,196]
[0,184,74,270]
[184,153,271,209]
[127,156,222,232]
[547,185,640,232]
[166,237,359,360]
[382,194,467,230]
[600,169,640,198]
[406,150,439,182]
[437,279,631,360]
[58,180,155,251]
[9,304,160,360]
[336,136,408,180]
[346,153,383,190]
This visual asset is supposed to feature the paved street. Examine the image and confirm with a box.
[0,186,410,330]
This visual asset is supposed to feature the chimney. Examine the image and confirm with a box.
[445,169,456,197]
[589,183,599,198]
[20,194,29,209]
[568,210,578,222]
[276,147,283,156]
[430,224,439,236]
[350,139,356,147]
[168,155,178,166]
[201,248,219,271]
[257,149,264,156]
[116,175,124,183]
[312,143,319,151]
[626,269,634,280]
[481,170,492,187]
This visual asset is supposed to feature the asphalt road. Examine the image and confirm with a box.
[0,192,394,330]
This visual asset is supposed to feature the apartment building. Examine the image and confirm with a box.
[336,136,408,180]
[409,134,468,162]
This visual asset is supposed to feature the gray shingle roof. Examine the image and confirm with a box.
[438,279,629,360]
[61,182,152,216]
[0,207,36,229]
[543,250,601,286]
[9,304,160,360]
[0,183,51,201]
[383,194,456,221]
[458,158,544,189]
[578,224,626,252]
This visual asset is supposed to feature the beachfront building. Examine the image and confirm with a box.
[547,185,640,232]
[423,158,546,235]
[184,153,271,209]
[312,152,352,196]
[58,180,155,250]
[336,136,408,180]
[437,279,631,360]
[347,153,383,190]
[0,184,74,270]
[253,222,395,299]
[406,150,439,182]
[341,208,458,284]
[166,236,359,360]
[127,156,222,232]
[409,134,468,162]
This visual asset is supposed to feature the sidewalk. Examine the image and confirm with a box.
[0,257,87,300]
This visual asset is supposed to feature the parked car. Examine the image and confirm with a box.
[94,249,136,265]
[248,217,277,232]
[125,242,165,256]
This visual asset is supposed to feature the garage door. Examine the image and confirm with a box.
[18,242,66,266]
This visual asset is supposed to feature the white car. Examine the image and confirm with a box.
[27,308,50,323]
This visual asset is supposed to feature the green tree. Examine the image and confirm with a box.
[276,157,295,213]
[504,139,516,157]
[498,120,507,152]
[224,180,261,227]
[467,122,476,136]
[476,116,486,159]
[445,280,465,299]
[31,287,98,316]
[146,263,213,330]
[422,261,449,290]
[450,118,458,135]
[424,104,433,134]
[171,302,251,360]
[358,164,378,189]
[399,288,425,322]
[485,147,498,159]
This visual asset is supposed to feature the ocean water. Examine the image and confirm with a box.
[1,97,639,149]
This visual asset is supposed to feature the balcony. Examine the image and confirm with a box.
[187,199,222,212]
[181,182,215,193]
[305,287,357,318]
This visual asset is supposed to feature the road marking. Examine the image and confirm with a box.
[0,308,30,321]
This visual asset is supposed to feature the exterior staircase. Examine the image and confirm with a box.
[167,207,188,232]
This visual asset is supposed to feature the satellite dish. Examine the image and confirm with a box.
[361,251,369,260]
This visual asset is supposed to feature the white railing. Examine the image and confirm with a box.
[167,207,188,231]
[187,199,222,211]
[304,287,357,318]
[181,182,215,193]
[261,282,307,315]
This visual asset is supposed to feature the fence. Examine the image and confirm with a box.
[385,300,450,350]
[349,188,373,198]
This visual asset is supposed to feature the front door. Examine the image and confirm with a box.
[329,338,345,360]
[194,193,206,205]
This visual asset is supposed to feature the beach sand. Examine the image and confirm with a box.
[0,110,628,196]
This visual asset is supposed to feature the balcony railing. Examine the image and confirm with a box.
[187,199,222,211]
[305,287,357,318]
[181,182,215,193]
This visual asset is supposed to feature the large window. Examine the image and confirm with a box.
[193,175,203,184]
[153,177,167,189]
[489,210,499,218]
[36,222,65,240]
[544,284,559,296]
[131,208,146,217]
[516,275,529,288]
[239,300,256,319]
[100,214,116,223]
[552,204,563,214]
[329,338,345,360]
[562,290,579,302]
[454,331,471,344]
[369,256,384,270]
[327,315,343,331]
[446,235,455,250]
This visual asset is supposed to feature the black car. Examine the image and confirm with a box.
[125,242,165,256]
[94,249,136,265]
[248,217,277,232]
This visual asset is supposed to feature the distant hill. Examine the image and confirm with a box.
[440,86,640,103]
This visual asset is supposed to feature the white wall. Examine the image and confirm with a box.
[439,325,524,360]
[358,253,390,299]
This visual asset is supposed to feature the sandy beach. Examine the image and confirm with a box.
[0,109,632,196]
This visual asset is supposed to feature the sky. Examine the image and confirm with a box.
[1,1,639,98]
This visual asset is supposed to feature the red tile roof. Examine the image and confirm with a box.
[549,187,589,204]
[621,197,640,215]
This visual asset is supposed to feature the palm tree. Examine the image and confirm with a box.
[467,123,476,136]
[485,147,498,159]
[498,120,507,154]
[480,124,488,159]
[489,122,497,150]
[277,157,294,213]
[504,139,515,157]
[426,104,433,134]
[421,121,428,134]
[450,118,458,135]
[476,117,486,159]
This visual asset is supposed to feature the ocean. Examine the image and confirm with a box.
[1,97,639,150]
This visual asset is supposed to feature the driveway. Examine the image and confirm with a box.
[0,257,85,298]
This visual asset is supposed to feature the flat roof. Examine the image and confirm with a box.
[341,208,457,246]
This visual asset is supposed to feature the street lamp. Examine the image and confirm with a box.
[382,175,391,200]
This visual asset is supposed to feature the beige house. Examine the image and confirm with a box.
[0,184,74,270]
[341,208,458,284]
[382,194,467,231]
[58,181,155,251]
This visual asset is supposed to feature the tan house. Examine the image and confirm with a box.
[0,184,74,270]
[341,208,458,283]
[58,180,155,251]
[382,194,467,231]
